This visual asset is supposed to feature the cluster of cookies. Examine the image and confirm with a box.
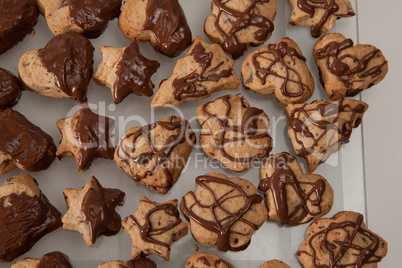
[0,0,390,267]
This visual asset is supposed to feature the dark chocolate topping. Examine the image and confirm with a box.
[0,0,39,54]
[81,177,125,244]
[0,68,23,109]
[172,42,233,101]
[117,258,157,268]
[259,153,326,226]
[212,0,275,59]
[0,192,62,262]
[114,42,160,103]
[38,33,94,103]
[196,256,232,268]
[181,175,263,252]
[68,0,122,38]
[37,252,72,268]
[0,108,56,172]
[143,0,192,57]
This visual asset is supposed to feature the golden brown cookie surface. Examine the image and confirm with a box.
[97,257,156,268]
[185,252,234,268]
[261,259,290,268]
[12,251,72,268]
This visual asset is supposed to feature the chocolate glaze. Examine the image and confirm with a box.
[181,175,263,252]
[118,116,195,190]
[211,0,275,59]
[297,213,384,267]
[196,256,232,268]
[143,0,192,57]
[81,177,125,244]
[68,0,122,38]
[38,33,94,103]
[117,258,157,268]
[0,0,39,54]
[0,191,62,262]
[259,153,326,226]
[315,38,388,96]
[72,107,115,171]
[173,42,233,101]
[0,68,23,110]
[37,252,72,268]
[114,42,160,103]
[200,95,272,163]
[0,108,56,172]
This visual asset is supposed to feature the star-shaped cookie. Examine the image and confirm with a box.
[56,106,115,172]
[122,196,188,261]
[62,176,125,247]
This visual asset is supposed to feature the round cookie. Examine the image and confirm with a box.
[97,257,156,268]
[0,68,23,110]
[11,252,72,268]
[261,260,290,268]
[185,253,234,268]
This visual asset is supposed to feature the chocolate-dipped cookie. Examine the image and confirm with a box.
[12,252,72,268]
[0,68,23,110]
[98,257,156,268]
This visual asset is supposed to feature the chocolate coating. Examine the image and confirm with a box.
[0,68,23,110]
[117,258,157,268]
[37,252,72,268]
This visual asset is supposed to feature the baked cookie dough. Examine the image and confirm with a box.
[286,99,368,173]
[56,106,115,172]
[297,211,388,267]
[94,42,160,104]
[0,108,56,175]
[204,0,277,59]
[0,174,62,262]
[36,0,121,38]
[185,252,234,268]
[242,37,315,105]
[119,0,192,57]
[197,94,272,172]
[181,173,268,252]
[288,0,355,38]
[151,36,240,108]
[259,152,334,226]
[115,115,195,194]
[12,251,72,268]
[98,257,156,268]
[18,33,94,103]
[62,176,125,247]
[122,196,188,261]
[0,68,23,110]
[314,33,388,99]
[261,260,290,268]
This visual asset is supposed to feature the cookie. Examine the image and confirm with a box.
[285,99,368,173]
[288,0,355,38]
[261,260,290,268]
[36,0,121,38]
[11,252,72,268]
[122,196,188,261]
[297,211,388,268]
[18,33,94,102]
[98,257,156,268]
[259,152,334,226]
[181,173,268,252]
[151,36,240,108]
[314,33,388,99]
[115,115,195,194]
[242,37,315,105]
[56,106,115,172]
[0,108,56,175]
[204,0,277,59]
[62,176,125,247]
[119,0,192,57]
[94,42,160,104]
[0,174,62,262]
[185,252,234,268]
[197,94,272,172]
[0,68,23,110]
[0,0,39,55]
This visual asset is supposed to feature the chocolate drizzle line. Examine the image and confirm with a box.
[172,42,233,101]
[251,41,311,98]
[38,33,94,103]
[297,213,383,267]
[118,258,157,268]
[315,38,388,96]
[37,252,72,268]
[200,95,272,163]
[297,0,354,38]
[259,153,326,226]
[143,0,192,57]
[212,0,275,59]
[181,175,263,252]
[288,100,367,158]
[117,116,194,189]
[114,43,160,103]
[196,256,233,267]
[0,68,23,110]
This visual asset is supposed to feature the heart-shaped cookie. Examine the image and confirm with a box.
[314,33,388,100]
[259,152,334,226]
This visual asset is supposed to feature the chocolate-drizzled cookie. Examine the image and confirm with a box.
[185,253,234,268]
[314,33,388,99]
[0,68,23,110]
[12,252,72,268]
[98,257,156,268]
